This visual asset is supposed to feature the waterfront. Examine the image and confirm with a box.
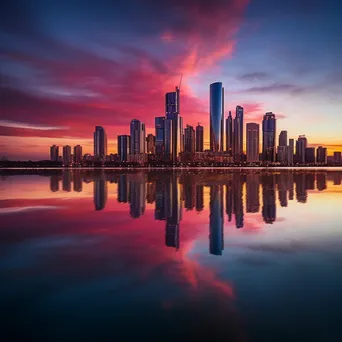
[1,169,342,341]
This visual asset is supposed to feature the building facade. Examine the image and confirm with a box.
[94,126,107,160]
[62,145,72,166]
[155,117,165,155]
[118,135,130,162]
[130,119,145,155]
[210,82,224,152]
[316,146,327,164]
[246,123,259,163]
[146,134,156,154]
[296,135,307,164]
[196,124,204,152]
[73,145,82,164]
[262,112,276,162]
[225,111,233,155]
[184,125,195,153]
[50,145,59,162]
[233,106,244,162]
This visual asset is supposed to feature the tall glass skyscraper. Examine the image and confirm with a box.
[262,112,276,162]
[196,124,204,152]
[233,105,244,162]
[225,111,233,155]
[155,117,165,155]
[165,86,183,162]
[184,125,195,153]
[210,82,224,152]
[118,135,130,161]
[246,123,259,163]
[130,119,145,155]
[94,126,107,160]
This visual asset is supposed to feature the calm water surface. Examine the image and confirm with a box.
[1,169,342,342]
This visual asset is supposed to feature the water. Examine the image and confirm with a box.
[1,169,342,342]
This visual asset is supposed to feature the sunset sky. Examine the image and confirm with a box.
[1,0,342,160]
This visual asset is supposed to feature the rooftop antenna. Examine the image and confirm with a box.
[178,74,183,90]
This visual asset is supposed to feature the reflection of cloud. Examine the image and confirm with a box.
[0,205,62,214]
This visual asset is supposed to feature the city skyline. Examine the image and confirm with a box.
[1,0,342,160]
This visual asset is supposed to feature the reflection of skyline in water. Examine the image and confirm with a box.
[48,170,342,254]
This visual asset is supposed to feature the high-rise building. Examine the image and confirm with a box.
[262,112,276,162]
[296,135,307,164]
[278,130,288,147]
[184,125,195,153]
[210,82,224,152]
[130,119,145,155]
[62,145,72,166]
[316,146,327,164]
[305,147,315,164]
[165,87,183,162]
[118,135,130,161]
[246,123,259,163]
[288,139,294,165]
[155,117,165,155]
[225,111,233,155]
[196,124,204,152]
[94,126,107,160]
[333,151,342,164]
[233,106,244,162]
[50,145,59,162]
[146,134,156,154]
[73,145,82,164]
[277,146,288,164]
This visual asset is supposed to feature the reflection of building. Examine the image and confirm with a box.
[62,170,72,192]
[306,173,315,190]
[155,179,166,220]
[277,174,288,207]
[63,145,72,166]
[196,124,204,152]
[94,126,107,160]
[165,174,182,249]
[183,175,196,210]
[225,182,233,222]
[246,123,259,163]
[246,173,260,212]
[233,173,244,228]
[262,112,276,162]
[196,184,204,212]
[73,171,83,192]
[210,82,224,152]
[262,174,276,223]
[50,145,59,162]
[294,173,307,203]
[130,120,146,155]
[94,175,108,211]
[209,185,224,255]
[316,173,327,191]
[118,174,129,203]
[118,135,131,162]
[129,174,146,218]
[50,174,60,192]
[225,111,233,155]
[146,181,156,204]
[74,145,82,164]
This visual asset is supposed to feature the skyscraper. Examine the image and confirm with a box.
[146,134,156,154]
[94,126,107,160]
[333,152,342,164]
[279,130,288,147]
[233,106,244,161]
[73,145,82,164]
[246,123,259,163]
[296,135,307,164]
[196,124,204,152]
[62,145,72,166]
[165,86,183,162]
[210,82,224,152]
[305,147,315,164]
[316,146,327,164]
[225,111,233,155]
[288,138,294,165]
[155,117,165,155]
[130,119,146,155]
[184,125,195,153]
[118,135,130,161]
[262,112,276,162]
[50,145,59,162]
